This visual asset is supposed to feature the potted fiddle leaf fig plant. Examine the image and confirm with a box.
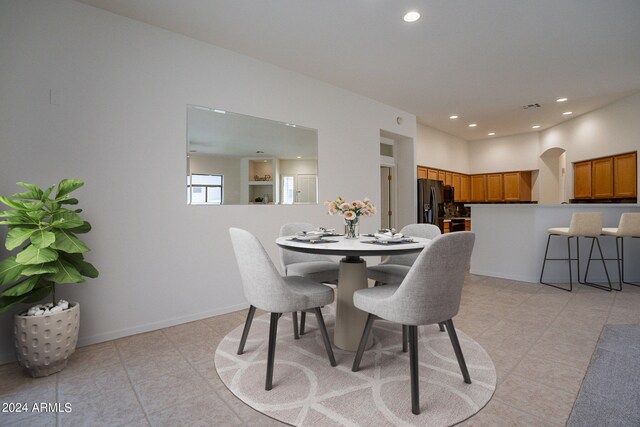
[0,178,98,377]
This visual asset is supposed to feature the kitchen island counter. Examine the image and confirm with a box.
[467,203,640,283]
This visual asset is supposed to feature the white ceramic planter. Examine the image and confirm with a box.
[13,302,80,377]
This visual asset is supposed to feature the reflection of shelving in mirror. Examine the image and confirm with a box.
[243,158,278,204]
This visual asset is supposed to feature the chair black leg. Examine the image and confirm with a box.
[352,314,375,372]
[444,319,471,384]
[265,312,280,391]
[314,308,337,367]
[237,305,256,355]
[292,312,299,339]
[300,311,306,335]
[408,325,420,415]
[438,322,446,332]
[402,325,408,352]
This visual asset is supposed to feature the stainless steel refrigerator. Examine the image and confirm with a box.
[417,179,444,225]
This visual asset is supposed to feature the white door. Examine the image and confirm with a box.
[296,174,317,203]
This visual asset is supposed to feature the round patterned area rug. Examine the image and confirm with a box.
[215,305,496,426]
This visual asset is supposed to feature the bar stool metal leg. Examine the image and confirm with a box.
[583,237,614,291]
[619,237,640,287]
[540,234,573,292]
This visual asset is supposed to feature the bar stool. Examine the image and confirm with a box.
[600,213,640,288]
[540,212,612,292]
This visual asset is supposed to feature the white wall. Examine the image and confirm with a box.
[468,133,540,174]
[416,123,469,173]
[0,0,416,362]
[540,92,640,200]
[188,155,242,204]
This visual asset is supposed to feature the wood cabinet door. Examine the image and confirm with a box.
[417,167,428,179]
[503,172,520,201]
[592,157,614,198]
[438,170,446,183]
[452,174,462,201]
[460,175,471,201]
[465,219,471,231]
[614,152,637,198]
[470,175,486,201]
[427,168,439,180]
[445,172,453,186]
[486,174,503,201]
[573,161,592,199]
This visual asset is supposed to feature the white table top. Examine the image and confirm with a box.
[276,235,431,257]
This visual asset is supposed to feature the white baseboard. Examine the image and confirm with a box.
[0,302,248,365]
[470,269,538,283]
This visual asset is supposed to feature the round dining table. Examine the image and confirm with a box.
[275,234,431,351]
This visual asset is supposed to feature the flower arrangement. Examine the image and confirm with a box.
[325,197,376,238]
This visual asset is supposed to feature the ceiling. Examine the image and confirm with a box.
[78,0,640,141]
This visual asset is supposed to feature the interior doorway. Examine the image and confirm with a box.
[380,166,395,229]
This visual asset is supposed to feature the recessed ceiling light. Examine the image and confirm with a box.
[449,115,458,119]
[532,125,541,129]
[403,11,421,22]
[488,132,495,136]
[468,123,477,127]
[213,109,226,114]
[556,98,568,103]
[263,160,268,163]
[563,111,573,115]
[296,156,301,159]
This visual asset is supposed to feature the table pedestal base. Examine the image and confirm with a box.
[334,257,374,351]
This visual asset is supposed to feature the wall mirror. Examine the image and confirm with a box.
[187,105,319,205]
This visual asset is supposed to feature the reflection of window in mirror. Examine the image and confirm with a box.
[187,174,223,205]
[282,176,295,204]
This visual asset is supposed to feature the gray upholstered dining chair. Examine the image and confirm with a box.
[367,223,441,286]
[229,228,337,390]
[279,223,340,337]
[352,232,475,415]
[367,223,443,348]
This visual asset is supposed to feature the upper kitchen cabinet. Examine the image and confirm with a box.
[470,175,487,202]
[417,166,428,179]
[438,170,447,183]
[573,161,592,199]
[486,174,503,202]
[427,168,439,180]
[503,171,532,202]
[573,152,637,200]
[460,175,471,201]
[614,152,637,198]
[445,172,453,186]
[591,157,614,198]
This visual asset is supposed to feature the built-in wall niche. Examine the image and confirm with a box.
[186,105,318,205]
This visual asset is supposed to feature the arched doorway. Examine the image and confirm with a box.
[539,147,566,204]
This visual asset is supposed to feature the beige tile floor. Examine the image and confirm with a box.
[1,275,638,426]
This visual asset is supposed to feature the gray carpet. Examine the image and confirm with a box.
[567,324,640,427]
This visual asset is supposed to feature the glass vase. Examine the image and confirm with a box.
[344,218,359,239]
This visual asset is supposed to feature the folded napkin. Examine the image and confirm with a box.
[318,227,335,233]
[298,230,324,237]
[374,231,403,240]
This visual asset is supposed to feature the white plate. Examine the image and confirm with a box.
[376,236,404,243]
